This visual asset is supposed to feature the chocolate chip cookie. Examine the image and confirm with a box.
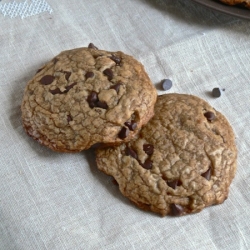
[21,45,157,152]
[96,94,237,216]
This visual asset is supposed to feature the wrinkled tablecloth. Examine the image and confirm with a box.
[1,0,250,249]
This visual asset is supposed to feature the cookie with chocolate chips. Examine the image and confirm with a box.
[96,94,237,216]
[21,44,157,152]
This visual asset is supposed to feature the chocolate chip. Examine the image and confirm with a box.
[67,115,73,122]
[40,75,55,85]
[140,159,153,170]
[161,79,172,91]
[36,67,44,74]
[87,91,99,108]
[125,147,138,159]
[212,88,221,98]
[118,127,129,139]
[64,71,71,81]
[110,54,121,65]
[88,43,98,50]
[204,111,215,122]
[49,88,62,95]
[65,82,77,92]
[110,82,122,93]
[112,178,119,186]
[143,144,154,155]
[166,180,182,190]
[103,68,113,81]
[170,204,184,216]
[85,71,94,80]
[201,167,211,181]
[124,120,137,131]
[96,100,108,109]
[53,58,59,64]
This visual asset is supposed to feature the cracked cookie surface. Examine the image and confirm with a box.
[21,46,157,152]
[96,94,237,216]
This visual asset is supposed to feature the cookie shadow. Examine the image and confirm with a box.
[84,149,162,217]
[84,149,132,204]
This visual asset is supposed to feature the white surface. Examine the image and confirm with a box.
[1,0,250,249]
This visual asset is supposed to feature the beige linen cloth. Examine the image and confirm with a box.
[0,0,250,249]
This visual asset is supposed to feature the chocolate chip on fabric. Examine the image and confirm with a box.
[103,68,113,81]
[125,147,138,159]
[53,58,59,64]
[85,71,94,80]
[110,54,121,65]
[40,75,55,85]
[124,120,137,131]
[204,111,216,122]
[96,100,108,109]
[201,167,211,181]
[110,82,122,93]
[88,43,98,50]
[212,87,221,98]
[143,144,154,155]
[118,127,129,139]
[36,67,43,74]
[141,159,153,170]
[161,79,172,91]
[170,204,184,216]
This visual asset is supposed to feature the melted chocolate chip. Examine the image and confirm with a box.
[65,82,77,92]
[112,178,119,186]
[110,54,121,65]
[110,82,122,93]
[103,68,113,81]
[170,204,184,216]
[88,43,98,50]
[201,167,211,181]
[204,111,215,122]
[40,75,55,85]
[49,88,62,95]
[67,115,73,122]
[118,127,129,139]
[85,71,94,80]
[64,71,71,81]
[143,144,154,155]
[125,147,138,159]
[96,100,108,109]
[166,180,182,190]
[87,91,99,108]
[141,159,153,170]
[124,120,137,131]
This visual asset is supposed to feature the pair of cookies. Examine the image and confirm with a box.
[21,45,237,216]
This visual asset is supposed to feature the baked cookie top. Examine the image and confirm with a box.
[96,94,237,216]
[21,45,157,152]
